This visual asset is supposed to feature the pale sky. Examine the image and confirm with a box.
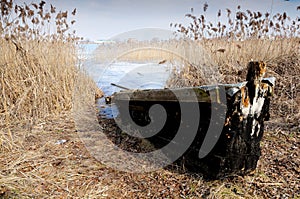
[22,0,300,40]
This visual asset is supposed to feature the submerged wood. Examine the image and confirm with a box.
[110,61,275,179]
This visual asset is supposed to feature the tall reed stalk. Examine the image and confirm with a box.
[0,1,95,150]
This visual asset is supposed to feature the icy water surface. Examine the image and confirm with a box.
[79,44,171,118]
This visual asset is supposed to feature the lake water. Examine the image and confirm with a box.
[78,44,171,118]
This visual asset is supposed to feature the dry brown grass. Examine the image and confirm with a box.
[0,39,77,124]
[0,1,299,198]
[0,0,100,151]
[0,113,298,198]
[0,0,77,152]
[0,39,79,153]
[167,3,300,129]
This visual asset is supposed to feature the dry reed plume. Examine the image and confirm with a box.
[0,0,99,150]
[94,4,299,129]
[0,1,103,197]
[170,4,300,130]
[0,1,299,198]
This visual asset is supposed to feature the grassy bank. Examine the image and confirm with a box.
[0,1,101,151]
[0,1,101,197]
[0,1,299,198]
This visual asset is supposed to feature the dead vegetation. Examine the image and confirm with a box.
[0,1,299,198]
[169,3,300,130]
[0,114,298,198]
[0,0,79,127]
[93,4,300,130]
[0,0,100,150]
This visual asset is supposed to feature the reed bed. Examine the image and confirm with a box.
[0,1,101,197]
[0,1,299,198]
[0,0,101,150]
[94,4,299,129]
[170,4,300,129]
[0,39,76,125]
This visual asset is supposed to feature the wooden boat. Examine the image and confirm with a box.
[108,61,275,178]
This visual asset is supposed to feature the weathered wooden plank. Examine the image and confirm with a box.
[112,77,274,104]
[113,87,211,103]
